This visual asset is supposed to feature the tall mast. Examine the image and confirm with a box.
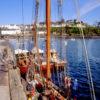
[33,0,39,47]
[46,0,51,79]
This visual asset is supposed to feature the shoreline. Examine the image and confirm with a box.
[0,35,100,39]
[54,35,100,39]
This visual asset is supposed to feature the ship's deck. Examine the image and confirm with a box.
[0,40,27,100]
[0,66,10,100]
[0,64,27,100]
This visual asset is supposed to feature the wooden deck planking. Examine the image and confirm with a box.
[9,68,27,100]
[0,86,10,100]
[0,66,10,100]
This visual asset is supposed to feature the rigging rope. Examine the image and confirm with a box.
[16,0,23,52]
[32,0,43,77]
[31,0,34,25]
[21,0,25,50]
[34,0,41,67]
[57,0,64,59]
[57,0,63,87]
[58,0,66,86]
[73,0,96,100]
[30,0,35,51]
[57,0,63,21]
[33,0,39,47]
[57,0,68,87]
[34,0,39,24]
[16,0,25,57]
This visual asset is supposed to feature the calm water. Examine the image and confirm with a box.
[9,38,100,100]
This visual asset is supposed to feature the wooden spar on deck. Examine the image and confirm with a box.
[46,0,51,79]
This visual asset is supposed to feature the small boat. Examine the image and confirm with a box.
[71,38,75,41]
[31,48,66,75]
[50,49,66,66]
[14,49,30,78]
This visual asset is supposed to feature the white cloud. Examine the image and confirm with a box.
[80,0,100,16]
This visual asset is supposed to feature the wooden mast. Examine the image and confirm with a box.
[33,0,39,47]
[46,0,51,79]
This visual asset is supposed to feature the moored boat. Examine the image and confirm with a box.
[14,0,71,99]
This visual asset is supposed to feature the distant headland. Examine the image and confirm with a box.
[0,20,100,39]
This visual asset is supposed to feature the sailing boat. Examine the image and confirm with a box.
[0,0,97,100]
[14,0,71,99]
[15,0,66,81]
[31,1,66,77]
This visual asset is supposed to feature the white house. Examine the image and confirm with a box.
[1,30,21,35]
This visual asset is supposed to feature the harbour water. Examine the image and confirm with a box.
[9,38,100,100]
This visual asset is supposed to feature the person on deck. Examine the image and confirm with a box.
[19,59,28,80]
